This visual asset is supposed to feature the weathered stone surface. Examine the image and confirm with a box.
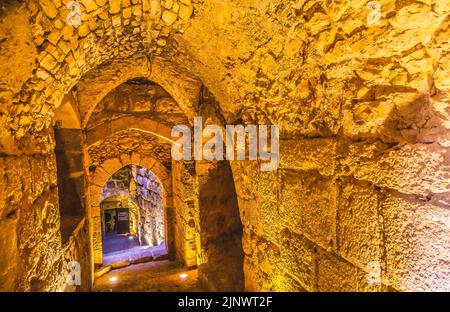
[0,218,19,291]
[279,170,337,250]
[131,256,154,264]
[337,179,383,267]
[39,0,58,18]
[61,218,92,291]
[279,138,336,176]
[382,191,450,291]
[317,251,384,292]
[111,260,131,269]
[0,5,36,110]
[134,166,165,246]
[178,3,192,21]
[161,10,177,26]
[94,265,112,278]
[279,230,317,291]
[0,0,449,293]
[82,0,99,12]
[109,0,121,14]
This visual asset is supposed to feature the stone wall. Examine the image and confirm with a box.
[54,128,86,243]
[88,79,187,130]
[59,218,92,292]
[101,166,133,201]
[232,138,450,291]
[0,0,449,292]
[180,0,450,292]
[133,166,165,246]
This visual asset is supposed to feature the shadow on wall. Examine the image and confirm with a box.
[54,127,85,244]
[197,161,245,292]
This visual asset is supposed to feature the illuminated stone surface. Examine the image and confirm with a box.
[0,0,449,292]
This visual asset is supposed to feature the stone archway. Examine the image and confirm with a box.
[88,153,173,266]
[77,57,201,128]
[85,116,174,147]
[1,0,450,293]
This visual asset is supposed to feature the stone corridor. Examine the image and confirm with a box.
[0,0,450,292]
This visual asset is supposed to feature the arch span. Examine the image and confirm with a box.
[85,117,174,147]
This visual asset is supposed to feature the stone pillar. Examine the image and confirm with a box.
[172,160,199,267]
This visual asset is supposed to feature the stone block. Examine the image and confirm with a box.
[131,256,154,264]
[94,265,111,278]
[123,7,132,18]
[111,260,130,269]
[382,191,450,291]
[39,0,58,18]
[109,0,121,14]
[90,166,109,187]
[257,170,282,240]
[91,205,101,218]
[279,138,336,176]
[179,3,192,21]
[279,170,337,249]
[40,53,58,72]
[162,10,177,26]
[279,230,317,291]
[130,152,141,166]
[100,158,122,175]
[81,0,99,12]
[272,272,307,292]
[0,218,19,291]
[92,216,103,264]
[118,153,132,166]
[96,0,108,6]
[89,189,102,205]
[78,24,90,37]
[317,250,383,292]
[339,142,450,195]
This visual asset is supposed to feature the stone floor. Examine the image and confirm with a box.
[93,260,203,292]
[102,234,167,266]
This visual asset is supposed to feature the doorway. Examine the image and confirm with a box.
[103,208,130,235]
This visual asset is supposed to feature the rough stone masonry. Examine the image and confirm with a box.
[0,0,449,292]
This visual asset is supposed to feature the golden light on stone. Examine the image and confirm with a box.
[0,0,449,293]
[109,277,118,283]
[179,273,188,279]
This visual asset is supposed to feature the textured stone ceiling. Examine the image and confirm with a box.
[87,78,188,130]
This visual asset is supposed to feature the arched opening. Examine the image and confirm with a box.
[98,165,168,266]
[2,0,450,294]
[197,161,245,291]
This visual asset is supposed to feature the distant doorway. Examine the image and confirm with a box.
[98,165,168,266]
[103,208,130,235]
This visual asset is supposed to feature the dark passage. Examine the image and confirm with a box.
[198,161,245,291]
